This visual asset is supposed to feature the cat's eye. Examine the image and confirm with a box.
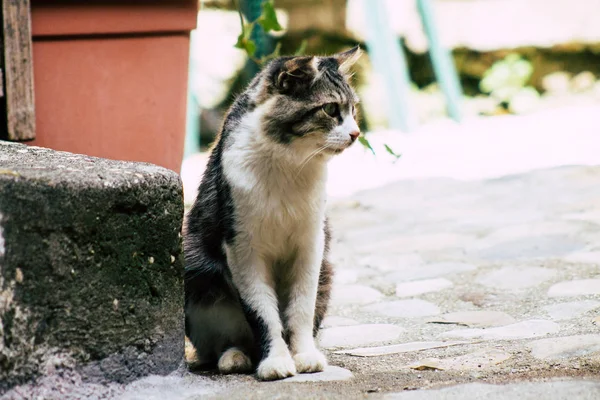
[322,103,339,117]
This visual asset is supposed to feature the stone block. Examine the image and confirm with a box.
[0,142,184,393]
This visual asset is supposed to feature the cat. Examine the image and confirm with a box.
[184,46,362,381]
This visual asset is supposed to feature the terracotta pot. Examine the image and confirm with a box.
[28,0,198,173]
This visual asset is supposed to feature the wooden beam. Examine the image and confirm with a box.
[1,0,35,141]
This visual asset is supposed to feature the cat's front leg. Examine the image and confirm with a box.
[227,248,296,381]
[285,231,328,373]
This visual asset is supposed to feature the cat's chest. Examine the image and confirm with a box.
[237,180,323,227]
[229,169,326,256]
[222,140,327,251]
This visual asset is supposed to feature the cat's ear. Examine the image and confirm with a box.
[276,56,317,92]
[335,45,362,74]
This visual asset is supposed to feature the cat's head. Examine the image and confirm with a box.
[252,46,363,158]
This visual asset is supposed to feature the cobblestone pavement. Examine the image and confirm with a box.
[6,167,600,400]
[176,164,599,399]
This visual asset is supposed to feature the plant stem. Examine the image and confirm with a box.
[233,0,246,38]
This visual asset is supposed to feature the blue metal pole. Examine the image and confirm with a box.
[184,32,200,159]
[363,0,417,132]
[416,0,463,122]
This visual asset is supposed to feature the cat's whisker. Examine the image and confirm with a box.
[295,145,329,179]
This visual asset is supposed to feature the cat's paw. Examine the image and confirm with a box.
[293,349,327,373]
[256,355,297,381]
[218,348,253,374]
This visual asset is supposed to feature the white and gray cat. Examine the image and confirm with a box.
[184,46,362,381]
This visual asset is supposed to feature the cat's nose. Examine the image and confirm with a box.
[349,131,360,142]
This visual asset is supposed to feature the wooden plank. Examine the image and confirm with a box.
[1,0,35,141]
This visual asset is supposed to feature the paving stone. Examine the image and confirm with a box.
[475,235,586,261]
[395,278,453,297]
[441,320,560,340]
[319,324,405,349]
[563,210,600,224]
[564,251,600,264]
[389,262,476,282]
[528,334,600,360]
[547,279,600,297]
[334,341,466,357]
[428,311,517,327]
[476,266,557,290]
[357,253,425,273]
[359,233,473,254]
[333,268,360,285]
[283,366,353,382]
[480,222,585,243]
[543,300,600,321]
[320,316,360,328]
[385,381,600,399]
[330,284,384,306]
[407,348,511,371]
[363,299,441,318]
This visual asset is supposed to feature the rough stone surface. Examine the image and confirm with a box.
[564,251,600,264]
[476,266,557,290]
[475,235,585,260]
[321,316,360,328]
[442,320,560,340]
[386,381,600,400]
[330,284,383,306]
[363,299,441,318]
[319,324,405,349]
[407,348,512,371]
[547,279,600,297]
[528,335,600,360]
[543,300,600,320]
[389,262,476,282]
[335,341,466,357]
[118,374,222,400]
[282,366,353,382]
[0,142,184,393]
[395,278,453,297]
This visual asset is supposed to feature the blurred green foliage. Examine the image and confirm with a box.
[480,54,540,112]
[234,0,284,64]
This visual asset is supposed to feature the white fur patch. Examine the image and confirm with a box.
[257,354,297,381]
[293,350,327,373]
[218,347,252,374]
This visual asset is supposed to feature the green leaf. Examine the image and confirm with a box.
[358,136,375,155]
[234,27,257,57]
[258,1,283,32]
[234,32,245,49]
[244,40,257,56]
[384,144,401,160]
